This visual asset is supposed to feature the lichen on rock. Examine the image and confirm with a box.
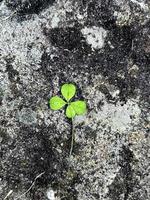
[0,0,149,200]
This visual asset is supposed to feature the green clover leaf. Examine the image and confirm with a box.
[71,100,87,115]
[66,105,76,118]
[49,96,66,110]
[61,83,76,102]
[49,83,87,119]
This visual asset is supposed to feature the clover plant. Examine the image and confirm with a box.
[49,83,87,157]
[49,83,87,118]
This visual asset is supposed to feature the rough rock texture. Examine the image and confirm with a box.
[0,0,150,200]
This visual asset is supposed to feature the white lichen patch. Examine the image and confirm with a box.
[76,74,142,133]
[46,3,66,29]
[114,0,150,27]
[130,0,149,11]
[94,99,141,132]
[47,189,55,200]
[114,10,132,26]
[51,13,61,28]
[0,1,11,17]
[72,74,143,200]
[47,188,60,200]
[81,26,107,50]
[18,108,37,125]
[41,0,77,29]
[85,95,141,133]
[0,17,47,71]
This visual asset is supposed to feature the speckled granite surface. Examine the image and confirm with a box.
[0,0,150,199]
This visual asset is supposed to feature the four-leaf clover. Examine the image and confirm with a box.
[49,83,87,118]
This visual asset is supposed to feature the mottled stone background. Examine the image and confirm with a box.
[0,0,150,200]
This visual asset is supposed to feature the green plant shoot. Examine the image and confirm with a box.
[49,83,87,118]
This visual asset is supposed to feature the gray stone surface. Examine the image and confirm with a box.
[0,0,150,199]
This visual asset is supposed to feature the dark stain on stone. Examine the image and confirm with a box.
[84,126,97,141]
[5,57,19,82]
[119,146,135,200]
[108,146,138,200]
[39,45,91,85]
[2,125,59,189]
[0,128,9,145]
[41,25,135,103]
[6,0,55,15]
[130,23,150,103]
[87,25,134,102]
[0,88,3,106]
[6,63,19,82]
[1,123,79,199]
[93,193,100,199]
[108,26,133,57]
[4,58,22,99]
[98,85,115,102]
[80,0,146,103]
[87,0,116,30]
[40,19,144,104]
[97,100,105,110]
[44,26,90,52]
[31,189,46,200]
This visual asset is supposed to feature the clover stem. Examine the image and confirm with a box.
[69,117,75,157]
